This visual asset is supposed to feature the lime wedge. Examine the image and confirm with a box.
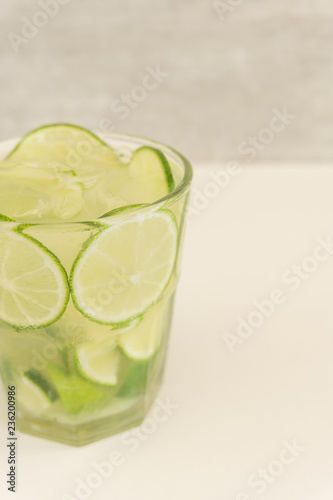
[18,370,58,413]
[0,228,69,328]
[46,363,112,415]
[117,300,166,360]
[111,146,175,204]
[75,337,120,386]
[70,210,178,326]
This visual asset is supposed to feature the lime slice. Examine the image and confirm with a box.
[4,126,177,221]
[5,124,126,221]
[6,124,119,195]
[18,369,58,413]
[111,146,175,204]
[75,337,120,386]
[70,210,178,326]
[117,300,166,360]
[46,363,112,415]
[6,124,118,171]
[130,146,175,192]
[0,228,69,328]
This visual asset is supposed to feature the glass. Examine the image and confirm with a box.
[0,134,192,446]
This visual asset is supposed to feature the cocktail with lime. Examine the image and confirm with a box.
[0,125,192,445]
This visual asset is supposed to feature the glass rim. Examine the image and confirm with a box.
[0,132,193,226]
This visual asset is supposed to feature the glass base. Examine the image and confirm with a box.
[17,378,163,447]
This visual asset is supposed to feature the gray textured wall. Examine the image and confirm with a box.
[1,0,333,162]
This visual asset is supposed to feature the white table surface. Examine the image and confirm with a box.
[1,164,333,499]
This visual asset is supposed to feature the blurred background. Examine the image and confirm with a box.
[1,0,333,163]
